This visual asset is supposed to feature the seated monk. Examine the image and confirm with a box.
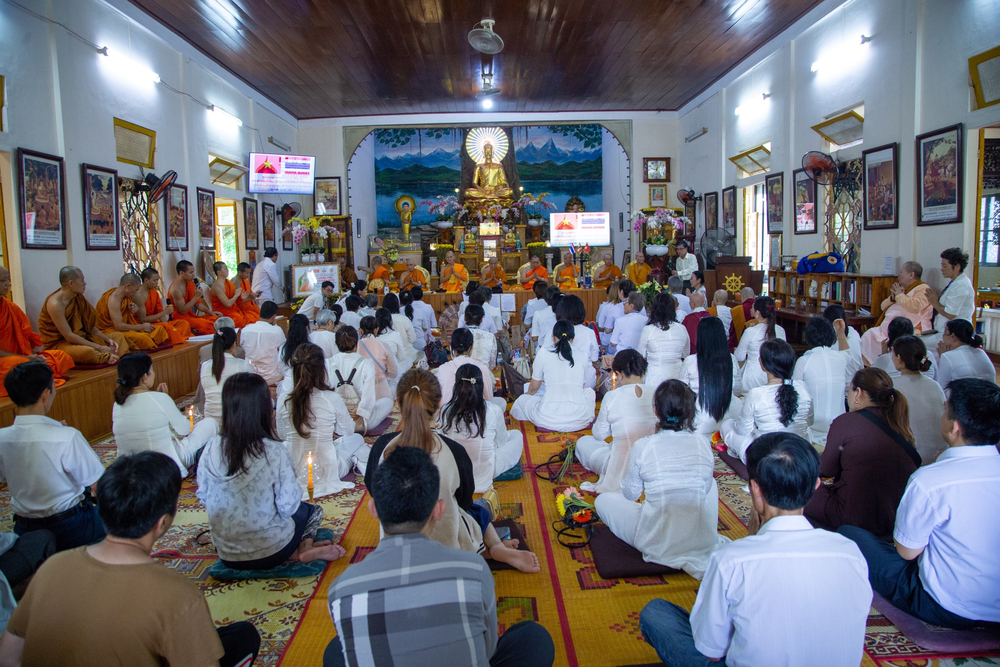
[624,251,651,285]
[38,266,127,365]
[135,267,192,345]
[337,256,358,287]
[360,255,392,290]
[439,250,469,293]
[553,251,580,290]
[236,262,261,322]
[398,256,428,292]
[728,287,757,351]
[516,255,548,291]
[95,274,170,352]
[591,252,622,289]
[168,260,219,335]
[861,261,932,365]
[480,256,506,292]
[209,261,250,328]
[0,265,73,396]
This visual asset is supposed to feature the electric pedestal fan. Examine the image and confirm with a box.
[699,228,737,269]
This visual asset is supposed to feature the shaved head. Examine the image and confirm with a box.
[59,266,83,285]
[713,289,728,306]
[140,267,159,282]
[690,291,706,308]
[740,287,756,301]
[120,273,141,287]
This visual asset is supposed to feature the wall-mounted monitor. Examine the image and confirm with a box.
[248,153,315,194]
[549,211,611,246]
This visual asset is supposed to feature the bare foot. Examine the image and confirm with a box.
[298,544,347,563]
[489,545,540,573]
[502,539,519,549]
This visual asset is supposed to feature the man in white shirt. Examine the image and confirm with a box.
[522,281,548,328]
[610,292,647,352]
[409,287,437,351]
[672,240,698,292]
[240,301,286,385]
[710,289,732,333]
[478,286,504,332]
[298,281,334,322]
[667,275,691,315]
[925,247,976,355]
[457,292,498,334]
[838,379,1000,629]
[310,309,340,359]
[530,286,561,347]
[251,248,282,303]
[0,362,106,551]
[640,432,872,667]
[339,295,363,330]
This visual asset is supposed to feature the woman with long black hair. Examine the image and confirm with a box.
[936,318,995,387]
[280,314,311,370]
[383,292,417,358]
[511,320,596,431]
[678,316,740,434]
[721,338,812,463]
[198,327,253,423]
[638,291,690,387]
[734,295,786,393]
[197,372,345,570]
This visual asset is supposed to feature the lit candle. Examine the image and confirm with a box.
[188,406,194,429]
[611,372,616,391]
[307,452,314,501]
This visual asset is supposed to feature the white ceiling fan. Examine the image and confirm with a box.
[468,18,504,54]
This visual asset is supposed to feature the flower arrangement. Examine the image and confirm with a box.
[288,217,343,247]
[373,237,401,264]
[556,486,598,527]
[430,243,453,263]
[635,280,664,305]
[421,195,463,223]
[632,208,692,245]
[513,192,557,219]
[526,241,548,258]
[711,431,727,452]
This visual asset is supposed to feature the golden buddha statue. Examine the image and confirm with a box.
[465,142,512,200]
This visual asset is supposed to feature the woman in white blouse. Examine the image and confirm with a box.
[113,352,218,476]
[556,294,599,390]
[309,309,340,359]
[638,292,690,388]
[276,343,370,497]
[679,317,740,434]
[463,305,498,370]
[596,282,622,348]
[936,319,996,388]
[383,293,418,360]
[594,380,727,578]
[734,296,786,393]
[438,364,523,493]
[793,317,847,445]
[575,350,657,494]
[721,339,813,463]
[511,321,596,432]
[872,317,937,381]
[199,327,254,424]
[375,307,412,395]
[891,335,947,464]
[358,315,398,401]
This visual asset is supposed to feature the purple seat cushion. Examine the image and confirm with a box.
[872,592,1000,653]
[589,525,680,579]
[364,416,395,437]
[718,449,749,481]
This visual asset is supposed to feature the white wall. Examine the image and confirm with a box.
[678,0,1000,290]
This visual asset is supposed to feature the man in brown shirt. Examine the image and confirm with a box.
[0,451,260,667]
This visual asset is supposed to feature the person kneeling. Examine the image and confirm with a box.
[325,446,555,667]
[0,451,261,666]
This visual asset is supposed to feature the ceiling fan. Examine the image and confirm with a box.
[468,18,505,54]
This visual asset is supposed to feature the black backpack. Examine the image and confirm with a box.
[425,340,449,369]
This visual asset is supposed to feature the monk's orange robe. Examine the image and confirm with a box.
[38,291,129,365]
[592,262,622,289]
[342,267,358,287]
[481,265,506,290]
[171,281,217,335]
[555,263,579,289]
[516,266,548,291]
[238,279,261,322]
[144,291,192,345]
[399,269,427,292]
[371,265,391,282]
[96,289,169,352]
[440,263,469,293]
[211,280,249,328]
[0,297,74,396]
[625,262,652,286]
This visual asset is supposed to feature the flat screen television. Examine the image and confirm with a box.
[247,153,316,195]
[549,211,611,246]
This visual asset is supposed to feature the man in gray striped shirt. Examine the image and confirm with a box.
[324,446,553,667]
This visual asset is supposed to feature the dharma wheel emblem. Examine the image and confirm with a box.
[723,273,744,294]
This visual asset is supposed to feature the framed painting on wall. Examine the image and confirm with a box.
[793,168,817,234]
[262,202,276,248]
[916,124,963,226]
[770,234,783,269]
[862,143,898,230]
[765,172,783,234]
[722,186,737,234]
[314,177,341,216]
[81,164,120,250]
[243,197,259,250]
[164,184,189,251]
[684,200,696,226]
[648,184,666,208]
[704,192,718,231]
[17,148,67,249]
[281,211,293,251]
[643,157,670,182]
[196,187,215,250]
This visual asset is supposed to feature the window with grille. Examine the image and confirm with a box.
[980,194,1000,267]
[119,177,161,278]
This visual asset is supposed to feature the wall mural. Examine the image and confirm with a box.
[374,125,603,229]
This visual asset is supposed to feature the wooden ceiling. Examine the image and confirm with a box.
[128,0,823,119]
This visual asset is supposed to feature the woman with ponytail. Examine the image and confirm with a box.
[383,292,417,357]
[594,380,726,578]
[199,327,252,423]
[113,352,218,476]
[511,320,596,431]
[872,316,938,381]
[936,319,995,388]
[734,295,786,392]
[357,315,397,400]
[804,367,920,541]
[275,343,369,496]
[721,338,812,463]
[679,316,740,434]
[891,335,947,463]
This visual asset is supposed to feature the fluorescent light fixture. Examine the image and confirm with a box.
[99,47,160,83]
[482,97,494,109]
[268,136,291,151]
[735,92,770,116]
[209,104,243,126]
[812,35,872,73]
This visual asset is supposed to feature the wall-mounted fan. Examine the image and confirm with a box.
[280,202,302,219]
[138,170,177,203]
[801,151,838,186]
[468,18,505,54]
[676,189,701,205]
[699,228,737,269]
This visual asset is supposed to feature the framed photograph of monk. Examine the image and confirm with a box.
[916,124,963,226]
[262,202,276,248]
[196,187,215,250]
[81,164,120,250]
[164,184,189,251]
[643,157,670,183]
[648,184,666,208]
[722,186,737,234]
[704,191,718,231]
[17,148,67,250]
[862,143,898,230]
[314,177,341,216]
[793,168,817,235]
[765,173,784,234]
[243,197,259,250]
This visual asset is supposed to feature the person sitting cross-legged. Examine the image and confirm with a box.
[639,432,873,667]
[241,301,286,386]
[838,378,1000,630]
[325,445,555,667]
[0,451,261,667]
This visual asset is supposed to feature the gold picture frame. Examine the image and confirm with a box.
[648,184,666,208]
[112,118,157,168]
[969,44,1000,109]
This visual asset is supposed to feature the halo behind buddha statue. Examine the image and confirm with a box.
[465,127,509,163]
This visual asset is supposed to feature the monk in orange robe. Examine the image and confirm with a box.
[398,257,428,292]
[337,257,358,289]
[135,267,192,345]
[237,262,261,322]
[625,251,652,285]
[591,252,622,289]
[209,261,250,328]
[96,274,171,352]
[554,251,580,290]
[167,260,219,335]
[38,266,128,365]
[516,255,548,290]
[361,255,392,290]
[480,256,506,291]
[0,266,74,395]
[439,250,469,293]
